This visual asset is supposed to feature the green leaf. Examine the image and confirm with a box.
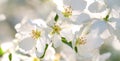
[74,46,78,53]
[54,14,59,22]
[9,53,12,61]
[61,37,79,53]
[40,44,48,58]
[0,47,4,56]
[61,37,72,48]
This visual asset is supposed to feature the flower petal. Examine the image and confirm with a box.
[18,37,36,51]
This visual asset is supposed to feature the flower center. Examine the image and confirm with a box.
[62,6,72,18]
[51,25,62,35]
[33,57,40,61]
[75,36,86,46]
[32,29,41,40]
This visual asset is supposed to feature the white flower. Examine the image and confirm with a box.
[73,22,104,59]
[48,22,74,48]
[89,8,120,42]
[15,18,50,57]
[53,0,87,19]
[46,13,75,48]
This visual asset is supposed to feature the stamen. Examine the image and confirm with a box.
[51,25,62,35]
[33,57,40,61]
[76,36,86,46]
[32,29,41,40]
[62,6,72,18]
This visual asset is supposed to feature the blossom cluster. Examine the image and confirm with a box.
[0,0,120,61]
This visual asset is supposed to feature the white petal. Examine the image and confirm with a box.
[1,42,15,52]
[77,49,99,61]
[18,37,36,51]
[61,28,74,41]
[52,34,62,48]
[86,32,103,50]
[60,44,76,61]
[110,18,120,41]
[91,19,107,35]
[112,36,120,50]
[15,22,34,34]
[88,1,106,13]
[78,29,103,56]
[44,44,55,60]
[104,0,120,8]
[36,38,47,52]
[73,13,90,25]
[35,36,49,56]
[31,19,47,28]
[100,29,111,39]
[63,0,87,11]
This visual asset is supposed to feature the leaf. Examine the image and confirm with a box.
[9,53,12,61]
[40,44,48,58]
[61,37,73,48]
[0,47,4,56]
[61,37,78,53]
[54,14,59,22]
[74,46,78,53]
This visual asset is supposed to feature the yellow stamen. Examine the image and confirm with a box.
[33,57,40,61]
[32,29,41,40]
[76,36,86,46]
[51,25,62,35]
[62,6,72,18]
